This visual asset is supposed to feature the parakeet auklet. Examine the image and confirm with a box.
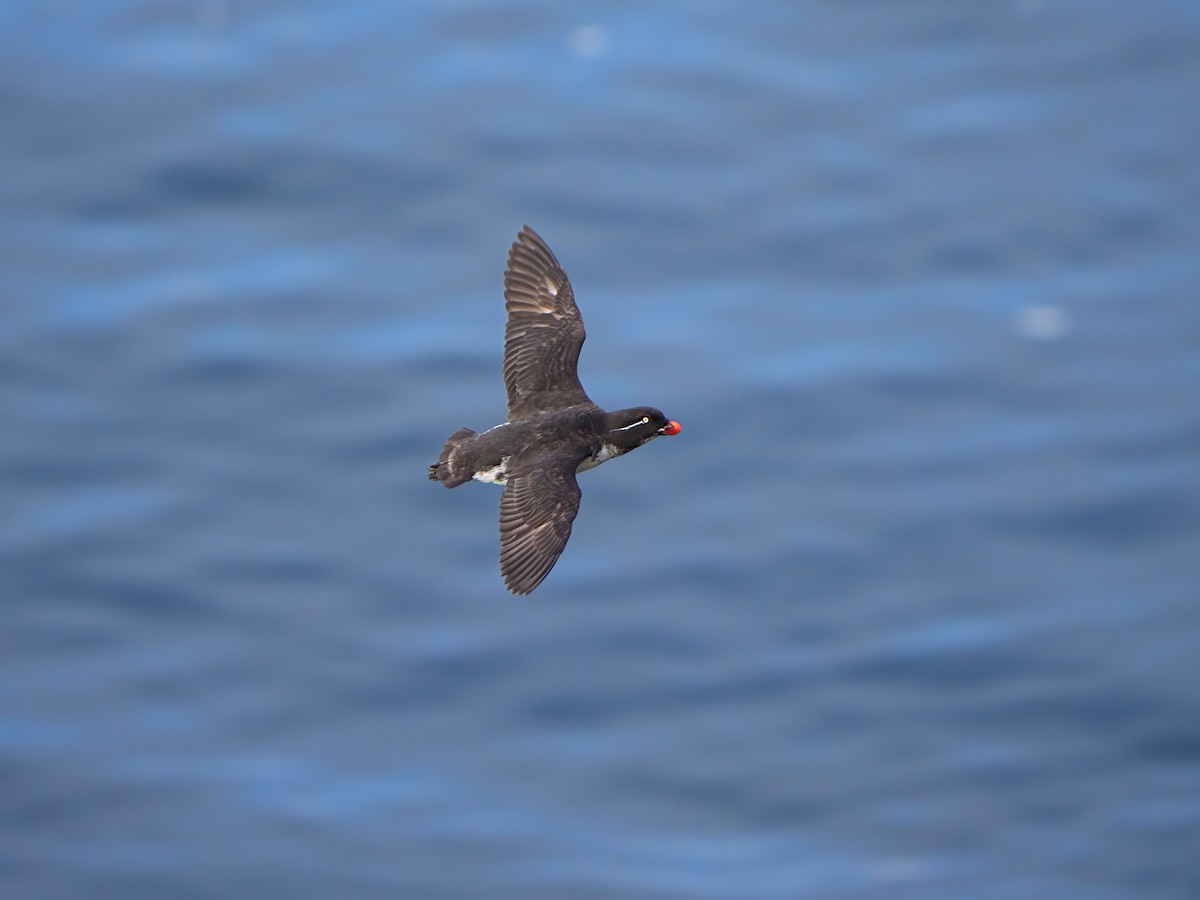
[428,226,681,594]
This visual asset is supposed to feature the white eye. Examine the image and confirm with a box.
[641,416,650,424]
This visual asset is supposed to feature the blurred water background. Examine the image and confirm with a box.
[3,1,1199,897]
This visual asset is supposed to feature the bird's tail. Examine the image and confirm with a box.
[427,427,478,487]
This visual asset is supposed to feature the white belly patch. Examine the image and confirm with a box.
[577,443,622,473]
[473,456,510,484]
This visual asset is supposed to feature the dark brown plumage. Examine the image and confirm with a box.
[429,227,680,594]
[502,226,591,418]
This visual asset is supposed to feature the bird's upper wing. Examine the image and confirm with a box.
[502,226,591,420]
[498,457,583,595]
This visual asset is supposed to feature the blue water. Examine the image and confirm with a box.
[3,2,1199,897]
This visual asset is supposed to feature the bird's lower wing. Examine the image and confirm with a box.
[498,460,583,594]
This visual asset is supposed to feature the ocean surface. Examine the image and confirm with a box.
[3,2,1199,897]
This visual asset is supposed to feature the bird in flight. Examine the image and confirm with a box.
[429,226,681,594]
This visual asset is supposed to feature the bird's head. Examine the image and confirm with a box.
[605,407,682,449]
